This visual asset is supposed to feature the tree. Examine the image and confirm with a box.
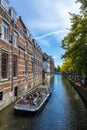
[61,0,87,85]
[55,65,61,72]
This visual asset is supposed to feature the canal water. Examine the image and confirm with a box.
[0,74,87,130]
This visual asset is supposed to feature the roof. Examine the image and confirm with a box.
[16,16,27,30]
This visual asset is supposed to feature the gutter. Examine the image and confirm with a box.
[11,19,14,91]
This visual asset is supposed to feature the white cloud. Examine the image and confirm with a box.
[38,39,51,48]
[52,56,57,60]
[26,0,80,35]
[35,30,69,40]
[10,0,80,36]
[55,61,63,67]
[10,0,81,67]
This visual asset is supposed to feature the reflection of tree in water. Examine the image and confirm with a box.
[62,76,76,94]
[62,76,69,87]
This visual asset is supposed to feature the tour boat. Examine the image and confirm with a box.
[14,86,51,113]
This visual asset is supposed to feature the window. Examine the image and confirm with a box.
[32,47,35,57]
[1,51,9,79]
[25,61,28,75]
[13,55,18,77]
[25,42,28,53]
[13,31,18,48]
[0,91,3,100]
[1,0,9,11]
[9,7,17,19]
[32,62,35,78]
[2,20,9,42]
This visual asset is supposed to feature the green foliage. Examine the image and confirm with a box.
[55,65,61,72]
[61,0,87,77]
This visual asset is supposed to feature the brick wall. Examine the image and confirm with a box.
[0,5,43,110]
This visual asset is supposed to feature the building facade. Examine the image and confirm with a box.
[32,39,42,86]
[0,0,43,110]
[43,53,54,81]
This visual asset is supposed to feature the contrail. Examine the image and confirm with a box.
[35,30,68,40]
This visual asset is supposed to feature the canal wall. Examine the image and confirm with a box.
[0,92,15,111]
[66,77,87,106]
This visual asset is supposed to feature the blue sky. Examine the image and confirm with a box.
[9,0,80,67]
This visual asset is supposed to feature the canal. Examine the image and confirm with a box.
[0,74,87,130]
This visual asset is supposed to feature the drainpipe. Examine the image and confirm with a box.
[11,19,14,91]
[34,43,35,87]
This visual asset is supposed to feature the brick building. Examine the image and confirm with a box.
[32,39,42,86]
[0,0,43,110]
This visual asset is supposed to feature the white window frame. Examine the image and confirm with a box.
[13,54,18,78]
[32,62,35,78]
[25,61,28,76]
[1,0,9,11]
[2,20,9,42]
[1,51,9,79]
[32,47,35,57]
[13,31,18,48]
[25,42,28,53]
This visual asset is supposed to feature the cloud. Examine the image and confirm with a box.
[25,0,80,35]
[35,30,69,40]
[55,61,63,67]
[52,56,57,60]
[10,0,80,67]
[38,39,51,48]
[10,0,80,35]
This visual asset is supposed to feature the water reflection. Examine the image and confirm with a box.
[0,74,87,130]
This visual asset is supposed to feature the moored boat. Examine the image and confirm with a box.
[14,85,51,113]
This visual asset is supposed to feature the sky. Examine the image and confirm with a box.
[9,0,80,67]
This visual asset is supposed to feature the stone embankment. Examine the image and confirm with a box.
[68,78,87,106]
